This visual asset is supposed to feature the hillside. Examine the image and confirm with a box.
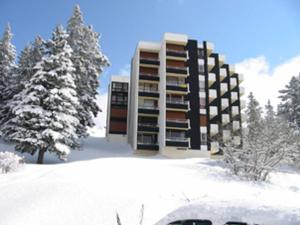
[0,136,300,225]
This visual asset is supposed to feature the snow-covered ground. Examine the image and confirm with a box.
[0,136,300,225]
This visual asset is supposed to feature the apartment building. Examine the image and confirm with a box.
[106,75,129,142]
[108,33,245,157]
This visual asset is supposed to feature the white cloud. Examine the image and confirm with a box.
[235,55,300,110]
[119,64,130,76]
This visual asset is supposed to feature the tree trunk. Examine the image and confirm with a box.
[37,148,45,164]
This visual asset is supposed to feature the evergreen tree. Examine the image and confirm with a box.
[8,25,79,164]
[0,36,45,139]
[0,24,17,135]
[278,74,300,129]
[67,5,109,137]
[223,95,296,181]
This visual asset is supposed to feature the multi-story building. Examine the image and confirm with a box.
[108,33,245,158]
[106,75,129,142]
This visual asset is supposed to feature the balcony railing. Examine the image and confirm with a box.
[166,119,188,123]
[138,123,158,128]
[166,49,187,58]
[166,137,189,142]
[166,99,188,105]
[138,105,158,110]
[111,88,128,92]
[166,66,188,75]
[139,87,159,93]
[140,57,160,66]
[139,73,159,81]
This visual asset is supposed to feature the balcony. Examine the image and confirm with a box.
[229,65,235,75]
[166,82,188,93]
[209,89,217,103]
[137,142,159,151]
[239,86,245,96]
[207,57,215,71]
[209,106,218,119]
[223,130,231,141]
[166,119,189,129]
[139,87,159,98]
[221,98,229,110]
[138,123,159,132]
[208,73,216,87]
[231,92,238,103]
[166,66,188,76]
[139,57,160,67]
[139,73,159,82]
[240,99,246,109]
[230,78,237,90]
[210,124,219,136]
[232,106,239,117]
[166,49,187,59]
[233,121,241,131]
[220,68,227,81]
[166,137,189,147]
[220,83,228,95]
[166,99,189,111]
[138,105,159,115]
[219,54,226,66]
[222,114,230,125]
[238,73,244,83]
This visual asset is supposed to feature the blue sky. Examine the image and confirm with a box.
[1,0,300,94]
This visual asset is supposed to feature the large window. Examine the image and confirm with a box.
[112,82,128,92]
[200,133,207,145]
[111,93,128,105]
[199,98,206,109]
[137,133,157,144]
[166,130,186,141]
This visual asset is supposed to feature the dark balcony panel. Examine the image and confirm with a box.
[166,121,189,129]
[138,91,159,98]
[166,85,188,92]
[166,103,188,110]
[109,131,127,135]
[166,67,188,75]
[140,58,160,66]
[166,50,187,58]
[139,74,160,81]
[166,141,189,147]
[138,108,159,115]
[138,125,159,132]
[137,144,159,151]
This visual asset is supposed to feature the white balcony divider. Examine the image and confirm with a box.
[210,124,219,135]
[206,42,214,52]
[239,86,245,96]
[220,83,228,95]
[209,106,218,119]
[200,126,207,133]
[221,98,229,110]
[209,89,217,102]
[223,130,231,141]
[200,108,207,114]
[220,68,227,80]
[210,141,219,153]
[231,92,238,103]
[233,121,240,130]
[222,114,230,125]
[207,57,215,71]
[219,54,226,65]
[208,73,216,87]
[240,99,246,109]
[198,58,205,65]
[230,77,237,89]
[232,106,239,116]
[238,73,244,83]
[229,65,235,75]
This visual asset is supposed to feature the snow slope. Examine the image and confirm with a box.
[0,136,300,225]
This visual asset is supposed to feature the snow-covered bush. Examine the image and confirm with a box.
[0,151,24,174]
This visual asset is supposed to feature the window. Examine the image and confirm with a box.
[112,82,128,92]
[198,65,205,74]
[111,93,128,105]
[137,133,157,144]
[199,81,205,92]
[198,48,205,58]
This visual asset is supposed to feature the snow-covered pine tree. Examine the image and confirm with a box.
[278,74,300,129]
[223,96,298,181]
[0,36,46,140]
[0,24,17,135]
[67,5,109,138]
[9,25,80,164]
